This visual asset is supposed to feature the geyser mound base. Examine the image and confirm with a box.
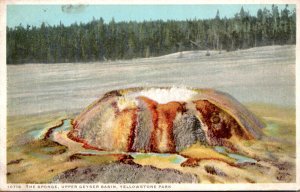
[68,87,264,153]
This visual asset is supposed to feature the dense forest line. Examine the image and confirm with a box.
[7,5,296,64]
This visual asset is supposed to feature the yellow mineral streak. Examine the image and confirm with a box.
[112,109,136,151]
[180,143,236,164]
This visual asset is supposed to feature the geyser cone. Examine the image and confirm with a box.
[68,87,264,153]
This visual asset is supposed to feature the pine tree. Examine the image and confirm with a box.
[6,5,296,64]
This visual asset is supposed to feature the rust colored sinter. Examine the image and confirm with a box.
[112,108,138,151]
[137,96,159,152]
[67,88,264,153]
[138,96,184,153]
[194,100,250,140]
[155,101,184,153]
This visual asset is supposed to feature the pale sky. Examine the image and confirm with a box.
[7,4,296,28]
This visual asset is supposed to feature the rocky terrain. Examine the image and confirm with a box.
[52,163,198,183]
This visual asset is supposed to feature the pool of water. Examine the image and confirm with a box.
[214,146,257,164]
[214,146,227,154]
[53,119,72,132]
[27,119,72,140]
[76,151,187,164]
[48,119,72,140]
[131,152,187,164]
[227,153,257,164]
[27,129,45,139]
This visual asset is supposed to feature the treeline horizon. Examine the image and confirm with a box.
[7,5,296,64]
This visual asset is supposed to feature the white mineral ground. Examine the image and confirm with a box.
[7,45,295,116]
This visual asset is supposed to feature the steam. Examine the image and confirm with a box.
[124,87,197,104]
